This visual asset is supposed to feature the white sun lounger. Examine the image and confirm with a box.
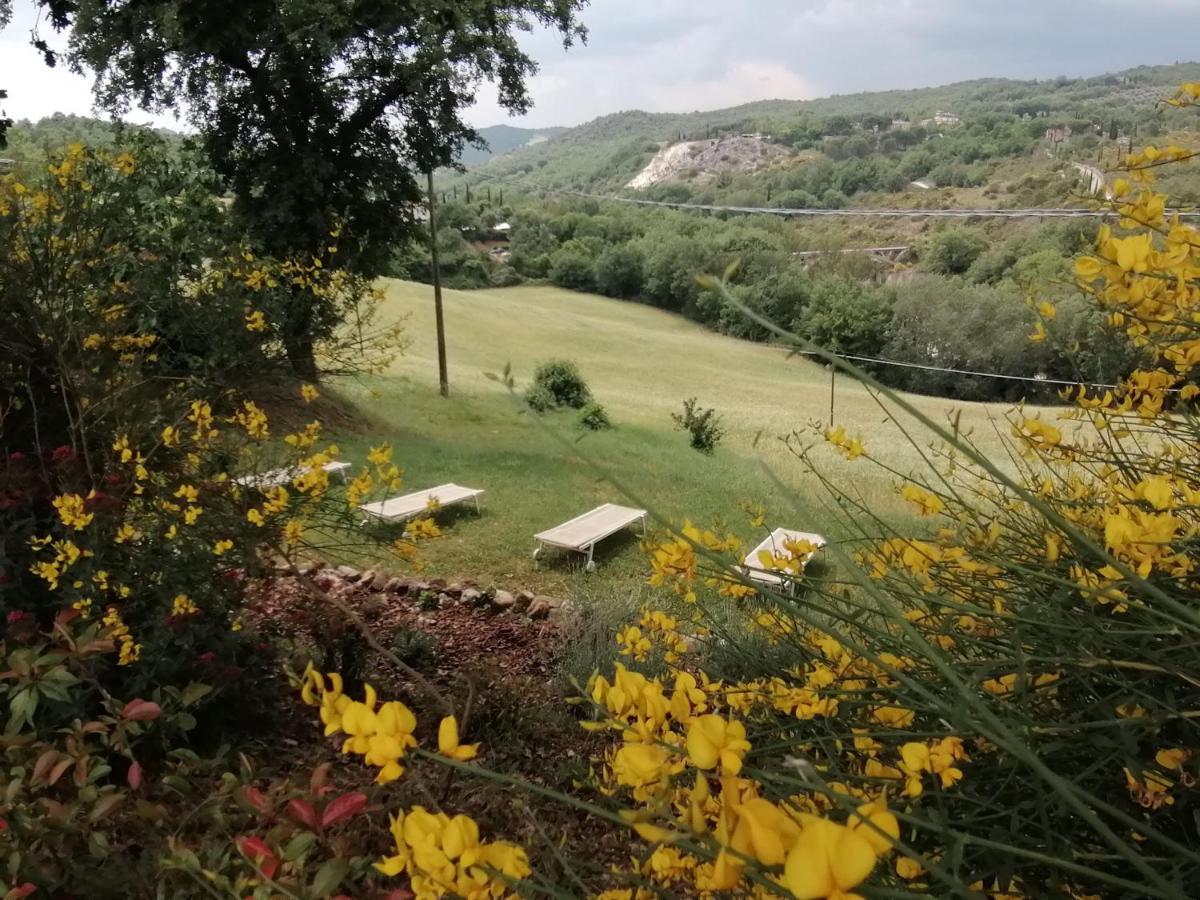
[360,483,484,522]
[534,503,647,572]
[235,460,352,490]
[740,528,827,592]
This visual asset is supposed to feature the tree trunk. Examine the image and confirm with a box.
[285,333,319,383]
[284,282,320,383]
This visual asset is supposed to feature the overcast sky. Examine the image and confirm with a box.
[2,0,1197,131]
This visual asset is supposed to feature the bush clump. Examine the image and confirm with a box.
[578,401,613,431]
[672,397,725,453]
[525,359,592,411]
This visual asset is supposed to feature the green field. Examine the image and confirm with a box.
[330,280,1017,596]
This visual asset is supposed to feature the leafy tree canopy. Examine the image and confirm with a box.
[25,0,586,375]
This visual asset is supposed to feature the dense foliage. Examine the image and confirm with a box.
[0,137,431,895]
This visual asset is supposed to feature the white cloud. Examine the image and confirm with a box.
[642,62,816,113]
[0,0,177,128]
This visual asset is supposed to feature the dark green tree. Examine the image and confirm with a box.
[30,0,585,378]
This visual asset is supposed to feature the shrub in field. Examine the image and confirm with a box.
[547,242,596,291]
[523,382,558,413]
[390,627,440,669]
[525,359,593,411]
[593,243,645,298]
[672,397,725,453]
[578,401,613,431]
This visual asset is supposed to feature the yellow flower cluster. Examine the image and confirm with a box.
[824,425,866,460]
[617,609,690,663]
[102,606,141,665]
[900,483,945,517]
[187,400,219,446]
[583,658,906,897]
[171,594,199,617]
[52,492,94,531]
[648,521,755,603]
[29,537,90,590]
[230,400,269,439]
[375,807,531,899]
[300,667,418,783]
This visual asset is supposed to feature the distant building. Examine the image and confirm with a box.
[1044,126,1072,144]
[890,119,912,131]
[493,221,511,233]
[932,111,960,127]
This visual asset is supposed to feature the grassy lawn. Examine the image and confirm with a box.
[327,279,1022,597]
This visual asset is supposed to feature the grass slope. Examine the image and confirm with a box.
[332,281,1019,595]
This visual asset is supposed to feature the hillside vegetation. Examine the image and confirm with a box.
[416,62,1198,407]
[459,61,1200,205]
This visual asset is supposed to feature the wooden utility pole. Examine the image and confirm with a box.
[427,170,449,397]
[828,365,836,428]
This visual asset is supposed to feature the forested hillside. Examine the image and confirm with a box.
[2,113,184,174]
[460,62,1200,203]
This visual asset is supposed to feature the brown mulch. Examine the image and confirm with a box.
[243,574,563,685]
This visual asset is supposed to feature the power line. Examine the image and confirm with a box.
[471,172,1200,220]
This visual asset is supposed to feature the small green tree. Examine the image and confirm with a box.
[794,277,894,358]
[593,244,644,298]
[923,227,988,275]
[548,244,596,292]
[672,398,725,454]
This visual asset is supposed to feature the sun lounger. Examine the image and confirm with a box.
[534,503,647,571]
[236,460,352,490]
[740,528,826,592]
[360,483,484,522]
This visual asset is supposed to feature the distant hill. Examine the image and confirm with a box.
[4,113,185,175]
[452,61,1200,197]
[457,124,566,166]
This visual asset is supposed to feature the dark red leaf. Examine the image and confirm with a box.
[127,760,143,791]
[320,792,367,828]
[287,798,319,831]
